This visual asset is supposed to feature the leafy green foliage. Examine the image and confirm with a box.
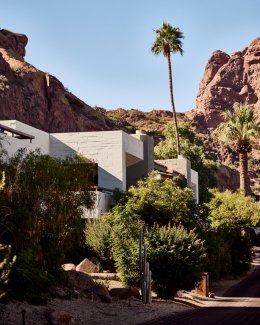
[0,244,16,300]
[147,224,206,298]
[105,205,143,285]
[104,174,207,294]
[9,248,54,300]
[204,189,259,278]
[0,150,95,298]
[208,189,260,229]
[155,122,218,202]
[85,217,114,269]
[126,171,201,229]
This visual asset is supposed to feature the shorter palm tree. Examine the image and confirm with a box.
[218,103,260,196]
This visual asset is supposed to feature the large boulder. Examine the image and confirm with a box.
[46,309,75,325]
[109,287,141,300]
[92,284,112,303]
[61,263,76,271]
[65,270,95,292]
[76,258,99,273]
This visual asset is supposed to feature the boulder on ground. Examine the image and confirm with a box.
[65,270,95,292]
[61,263,76,271]
[109,287,141,300]
[92,284,112,303]
[46,309,75,325]
[49,287,67,299]
[76,258,99,273]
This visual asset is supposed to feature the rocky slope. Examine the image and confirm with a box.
[188,38,260,130]
[0,29,115,133]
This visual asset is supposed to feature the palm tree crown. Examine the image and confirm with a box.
[151,22,184,157]
[218,103,260,195]
[151,22,184,57]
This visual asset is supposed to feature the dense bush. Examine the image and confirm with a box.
[126,172,203,230]
[9,248,54,300]
[205,190,260,279]
[0,244,16,300]
[147,224,206,298]
[109,206,142,286]
[85,217,114,270]
[0,150,95,298]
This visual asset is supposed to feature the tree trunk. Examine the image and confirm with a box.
[239,151,251,196]
[167,52,180,156]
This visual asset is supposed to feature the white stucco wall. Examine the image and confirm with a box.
[50,130,143,191]
[0,134,39,157]
[191,169,199,203]
[0,120,50,154]
[82,191,113,219]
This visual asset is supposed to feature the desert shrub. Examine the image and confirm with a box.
[203,231,232,280]
[110,206,142,286]
[126,171,202,230]
[85,217,114,270]
[106,173,206,289]
[10,248,54,300]
[0,244,16,300]
[206,189,259,277]
[0,149,95,298]
[147,224,206,298]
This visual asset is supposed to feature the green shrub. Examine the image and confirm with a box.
[111,207,142,286]
[9,248,54,300]
[85,217,114,270]
[147,224,206,298]
[0,244,16,300]
[207,189,258,276]
[203,231,232,281]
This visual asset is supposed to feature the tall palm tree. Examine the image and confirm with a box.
[218,103,260,196]
[151,22,184,156]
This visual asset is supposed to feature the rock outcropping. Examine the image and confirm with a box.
[189,38,260,129]
[0,29,113,133]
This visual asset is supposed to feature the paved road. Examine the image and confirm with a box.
[138,248,260,325]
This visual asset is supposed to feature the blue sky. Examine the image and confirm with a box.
[1,0,259,112]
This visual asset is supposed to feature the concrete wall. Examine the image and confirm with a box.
[82,191,113,219]
[0,134,39,157]
[50,131,124,190]
[191,169,199,203]
[126,131,154,188]
[0,120,50,154]
[50,130,144,191]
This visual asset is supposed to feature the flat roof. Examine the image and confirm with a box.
[0,123,35,140]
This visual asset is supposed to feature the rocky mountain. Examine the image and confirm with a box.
[0,29,115,133]
[188,38,260,130]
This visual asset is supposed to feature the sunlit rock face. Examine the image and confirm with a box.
[0,29,112,133]
[188,38,260,130]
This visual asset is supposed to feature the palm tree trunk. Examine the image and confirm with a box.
[167,52,180,156]
[239,151,251,196]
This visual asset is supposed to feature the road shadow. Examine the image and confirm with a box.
[137,307,260,325]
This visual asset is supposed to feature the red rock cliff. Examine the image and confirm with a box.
[0,29,112,132]
[189,38,260,129]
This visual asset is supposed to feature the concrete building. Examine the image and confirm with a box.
[0,120,154,217]
[0,120,199,215]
